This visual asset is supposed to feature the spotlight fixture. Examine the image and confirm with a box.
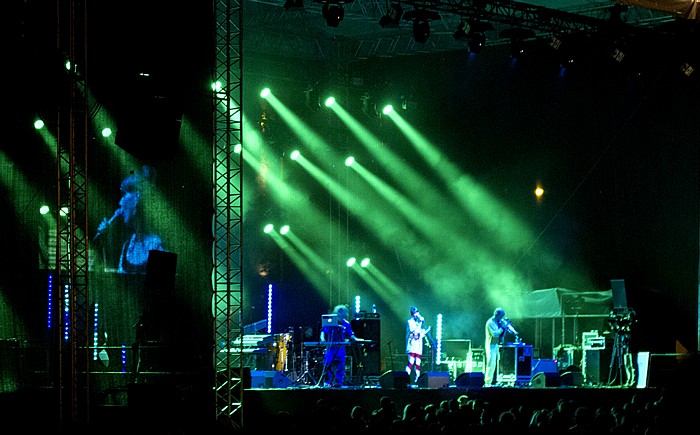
[549,34,564,51]
[464,21,494,54]
[379,3,403,28]
[500,28,536,58]
[315,0,354,28]
[680,61,695,78]
[323,3,344,27]
[403,9,441,44]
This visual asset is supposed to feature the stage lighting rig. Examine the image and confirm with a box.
[314,0,354,28]
[403,8,441,44]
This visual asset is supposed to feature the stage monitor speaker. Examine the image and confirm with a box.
[379,370,410,389]
[417,371,451,388]
[250,370,291,389]
[531,358,558,377]
[561,371,584,387]
[531,371,561,388]
[455,372,485,388]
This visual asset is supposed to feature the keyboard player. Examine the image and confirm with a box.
[320,304,357,387]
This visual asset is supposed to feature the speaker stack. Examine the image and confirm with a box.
[351,317,381,375]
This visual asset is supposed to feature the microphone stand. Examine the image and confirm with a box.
[386,341,394,371]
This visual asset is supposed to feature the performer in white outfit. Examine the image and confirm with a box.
[405,306,431,383]
[485,307,518,385]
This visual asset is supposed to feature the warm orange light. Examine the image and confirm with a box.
[535,184,544,199]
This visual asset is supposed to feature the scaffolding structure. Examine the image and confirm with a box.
[212,0,245,428]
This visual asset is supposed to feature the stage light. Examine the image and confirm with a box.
[466,21,494,55]
[550,34,564,51]
[681,61,695,78]
[322,2,345,27]
[403,9,441,44]
[379,3,403,28]
[454,20,494,54]
[500,28,536,59]
[468,31,486,54]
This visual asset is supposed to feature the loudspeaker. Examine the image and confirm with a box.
[561,371,584,387]
[531,358,558,376]
[351,318,380,342]
[530,372,561,388]
[647,353,686,387]
[455,372,485,388]
[140,251,178,343]
[417,372,451,388]
[379,370,410,389]
[250,370,291,389]
[351,318,381,375]
[356,348,381,376]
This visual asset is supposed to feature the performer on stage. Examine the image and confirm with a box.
[320,304,357,387]
[94,165,165,274]
[484,307,518,385]
[405,306,432,383]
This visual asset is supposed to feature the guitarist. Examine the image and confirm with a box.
[405,306,431,383]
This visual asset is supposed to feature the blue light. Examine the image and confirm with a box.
[267,284,273,334]
[63,284,70,341]
[46,274,53,329]
[93,303,99,361]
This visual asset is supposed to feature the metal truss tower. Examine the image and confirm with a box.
[212,0,245,428]
[56,0,91,428]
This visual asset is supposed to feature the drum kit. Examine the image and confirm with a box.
[263,328,325,385]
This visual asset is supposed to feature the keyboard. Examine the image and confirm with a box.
[303,341,352,346]
[303,339,373,347]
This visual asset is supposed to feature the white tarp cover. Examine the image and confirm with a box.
[518,288,613,318]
